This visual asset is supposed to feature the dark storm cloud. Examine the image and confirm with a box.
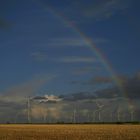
[94,72,140,99]
[31,94,62,103]
[70,76,113,86]
[122,72,140,99]
[69,72,140,100]
[60,88,120,102]
[32,96,47,100]
[59,92,96,101]
[95,87,121,99]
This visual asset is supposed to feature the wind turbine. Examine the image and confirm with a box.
[72,101,81,123]
[112,97,122,122]
[116,104,121,122]
[87,110,91,123]
[116,98,121,122]
[110,103,118,122]
[92,109,99,123]
[129,105,135,122]
[116,97,128,122]
[27,96,31,123]
[95,99,104,122]
[14,111,21,124]
[42,108,47,123]
[73,109,77,123]
[110,111,113,123]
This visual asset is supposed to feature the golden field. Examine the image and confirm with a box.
[0,124,140,140]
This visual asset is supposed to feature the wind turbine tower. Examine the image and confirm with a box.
[98,105,104,122]
[92,109,98,123]
[110,111,113,122]
[43,112,47,123]
[117,107,121,122]
[73,109,76,123]
[27,97,31,123]
[87,110,90,122]
[129,105,134,122]
[95,99,104,122]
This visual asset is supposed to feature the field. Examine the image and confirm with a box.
[0,124,140,140]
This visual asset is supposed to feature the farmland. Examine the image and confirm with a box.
[0,124,140,140]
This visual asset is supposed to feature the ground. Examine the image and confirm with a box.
[0,124,140,140]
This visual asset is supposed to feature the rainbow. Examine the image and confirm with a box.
[33,0,134,108]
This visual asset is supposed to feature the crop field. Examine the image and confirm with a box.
[0,124,140,140]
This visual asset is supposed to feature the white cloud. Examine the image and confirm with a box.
[32,94,62,103]
[83,0,130,20]
[31,52,48,61]
[57,56,96,63]
[47,38,87,47]
[62,0,132,22]
[48,38,109,46]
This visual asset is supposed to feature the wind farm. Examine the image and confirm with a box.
[17,94,138,124]
[0,95,140,140]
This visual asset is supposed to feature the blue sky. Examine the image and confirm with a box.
[0,0,140,96]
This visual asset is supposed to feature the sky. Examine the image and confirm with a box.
[0,0,140,123]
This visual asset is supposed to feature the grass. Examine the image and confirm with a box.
[0,124,140,140]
